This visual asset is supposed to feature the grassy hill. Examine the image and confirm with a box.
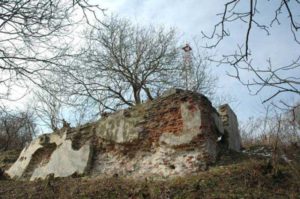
[0,145,299,199]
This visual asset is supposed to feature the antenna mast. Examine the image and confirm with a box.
[182,44,192,90]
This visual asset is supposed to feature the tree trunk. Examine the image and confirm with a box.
[133,87,141,104]
[143,87,153,101]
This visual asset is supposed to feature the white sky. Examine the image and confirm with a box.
[98,0,300,121]
[3,0,299,126]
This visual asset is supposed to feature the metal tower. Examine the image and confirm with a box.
[182,44,192,90]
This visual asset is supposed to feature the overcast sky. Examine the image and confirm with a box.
[3,0,299,127]
[99,0,300,121]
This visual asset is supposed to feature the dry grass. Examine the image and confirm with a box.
[0,150,20,170]
[0,145,299,199]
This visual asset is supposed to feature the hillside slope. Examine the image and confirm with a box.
[1,145,299,199]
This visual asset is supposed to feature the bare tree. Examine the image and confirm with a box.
[240,105,300,147]
[32,89,63,131]
[59,16,181,111]
[0,108,36,151]
[58,16,218,112]
[203,0,300,104]
[0,0,101,102]
[31,86,98,132]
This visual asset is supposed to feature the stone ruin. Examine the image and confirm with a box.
[294,105,300,126]
[5,89,241,180]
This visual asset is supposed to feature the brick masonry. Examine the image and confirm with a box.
[6,89,240,180]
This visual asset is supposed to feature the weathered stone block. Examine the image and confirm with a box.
[30,140,91,180]
[96,110,142,143]
[6,131,91,181]
[218,104,241,151]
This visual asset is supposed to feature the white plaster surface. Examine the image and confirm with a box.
[159,102,202,146]
[30,140,90,180]
[6,132,66,179]
[96,110,141,143]
[6,131,91,180]
[5,139,43,178]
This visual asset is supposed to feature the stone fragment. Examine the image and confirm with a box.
[6,132,91,181]
[218,104,241,151]
[96,110,142,143]
[30,140,91,180]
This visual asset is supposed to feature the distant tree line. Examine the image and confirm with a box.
[0,109,36,151]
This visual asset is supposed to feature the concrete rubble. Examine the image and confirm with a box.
[6,89,241,180]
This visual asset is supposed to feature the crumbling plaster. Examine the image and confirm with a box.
[6,89,241,180]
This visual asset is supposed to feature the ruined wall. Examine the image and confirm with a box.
[294,105,300,126]
[6,131,92,180]
[6,89,240,180]
[91,90,224,178]
[219,104,241,151]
